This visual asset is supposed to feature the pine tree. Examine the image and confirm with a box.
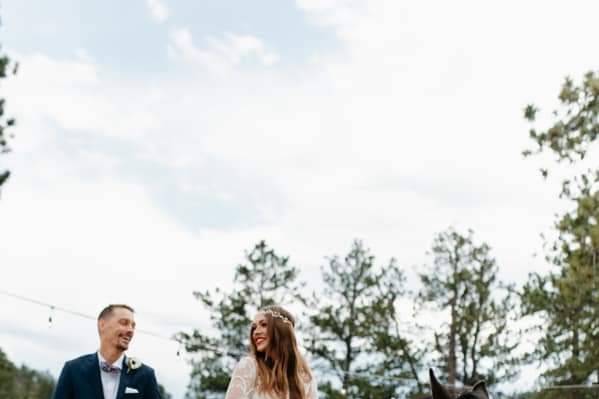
[178,241,306,399]
[308,240,417,398]
[418,228,518,387]
[521,71,599,385]
[0,18,17,192]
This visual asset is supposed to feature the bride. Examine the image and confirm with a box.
[224,306,318,399]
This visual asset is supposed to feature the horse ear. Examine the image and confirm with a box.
[429,369,451,399]
[471,380,489,399]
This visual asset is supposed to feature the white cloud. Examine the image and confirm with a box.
[146,0,169,23]
[5,53,164,142]
[169,28,279,72]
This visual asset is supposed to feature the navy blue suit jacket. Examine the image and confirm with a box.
[52,353,161,399]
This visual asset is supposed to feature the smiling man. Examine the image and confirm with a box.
[52,304,162,399]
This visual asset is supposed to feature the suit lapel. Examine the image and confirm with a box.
[115,355,129,399]
[89,353,105,399]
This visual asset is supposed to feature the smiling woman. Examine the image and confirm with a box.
[225,306,318,399]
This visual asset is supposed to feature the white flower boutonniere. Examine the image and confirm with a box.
[126,357,142,374]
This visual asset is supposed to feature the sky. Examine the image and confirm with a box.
[0,0,598,397]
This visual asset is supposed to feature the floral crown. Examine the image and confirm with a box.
[262,308,294,327]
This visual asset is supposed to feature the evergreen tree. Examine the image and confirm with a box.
[418,228,518,386]
[369,263,425,398]
[521,71,599,385]
[308,240,417,398]
[0,17,17,192]
[0,348,55,399]
[178,241,305,399]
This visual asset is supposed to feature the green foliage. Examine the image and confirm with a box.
[418,228,519,386]
[0,348,55,399]
[307,240,420,398]
[0,348,16,398]
[0,24,17,190]
[369,262,426,398]
[520,191,599,384]
[519,387,599,399]
[523,71,599,165]
[158,383,173,399]
[178,240,306,399]
[521,70,599,386]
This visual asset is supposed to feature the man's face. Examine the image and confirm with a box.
[98,307,136,351]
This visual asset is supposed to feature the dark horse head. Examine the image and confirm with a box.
[429,369,489,399]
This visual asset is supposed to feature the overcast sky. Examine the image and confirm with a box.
[1,0,598,397]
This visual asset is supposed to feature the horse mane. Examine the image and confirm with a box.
[428,369,489,399]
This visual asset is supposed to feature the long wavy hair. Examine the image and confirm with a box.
[249,305,313,399]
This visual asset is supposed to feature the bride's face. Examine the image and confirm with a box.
[251,312,269,353]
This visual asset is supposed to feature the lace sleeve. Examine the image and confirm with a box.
[306,374,318,399]
[225,356,257,399]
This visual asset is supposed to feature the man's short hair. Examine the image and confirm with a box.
[97,304,135,321]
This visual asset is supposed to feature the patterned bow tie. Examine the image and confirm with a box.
[100,361,121,373]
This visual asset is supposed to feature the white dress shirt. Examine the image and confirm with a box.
[98,351,125,399]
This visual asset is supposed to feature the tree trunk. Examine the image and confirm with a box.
[448,302,457,385]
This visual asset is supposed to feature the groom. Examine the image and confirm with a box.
[52,304,162,399]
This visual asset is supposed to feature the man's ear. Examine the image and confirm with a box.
[429,369,451,399]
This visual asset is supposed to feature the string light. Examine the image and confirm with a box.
[0,288,433,384]
[48,305,55,328]
[1,288,250,359]
[5,289,597,394]
[0,288,184,356]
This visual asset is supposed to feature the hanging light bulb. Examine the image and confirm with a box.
[48,306,55,328]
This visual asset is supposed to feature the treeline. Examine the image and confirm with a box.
[0,347,174,399]
[178,233,517,399]
[178,71,599,399]
[0,348,55,399]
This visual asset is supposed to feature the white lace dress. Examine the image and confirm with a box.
[224,356,318,399]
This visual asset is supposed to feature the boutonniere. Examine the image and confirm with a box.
[126,357,142,374]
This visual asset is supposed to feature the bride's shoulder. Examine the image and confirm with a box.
[235,355,258,372]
